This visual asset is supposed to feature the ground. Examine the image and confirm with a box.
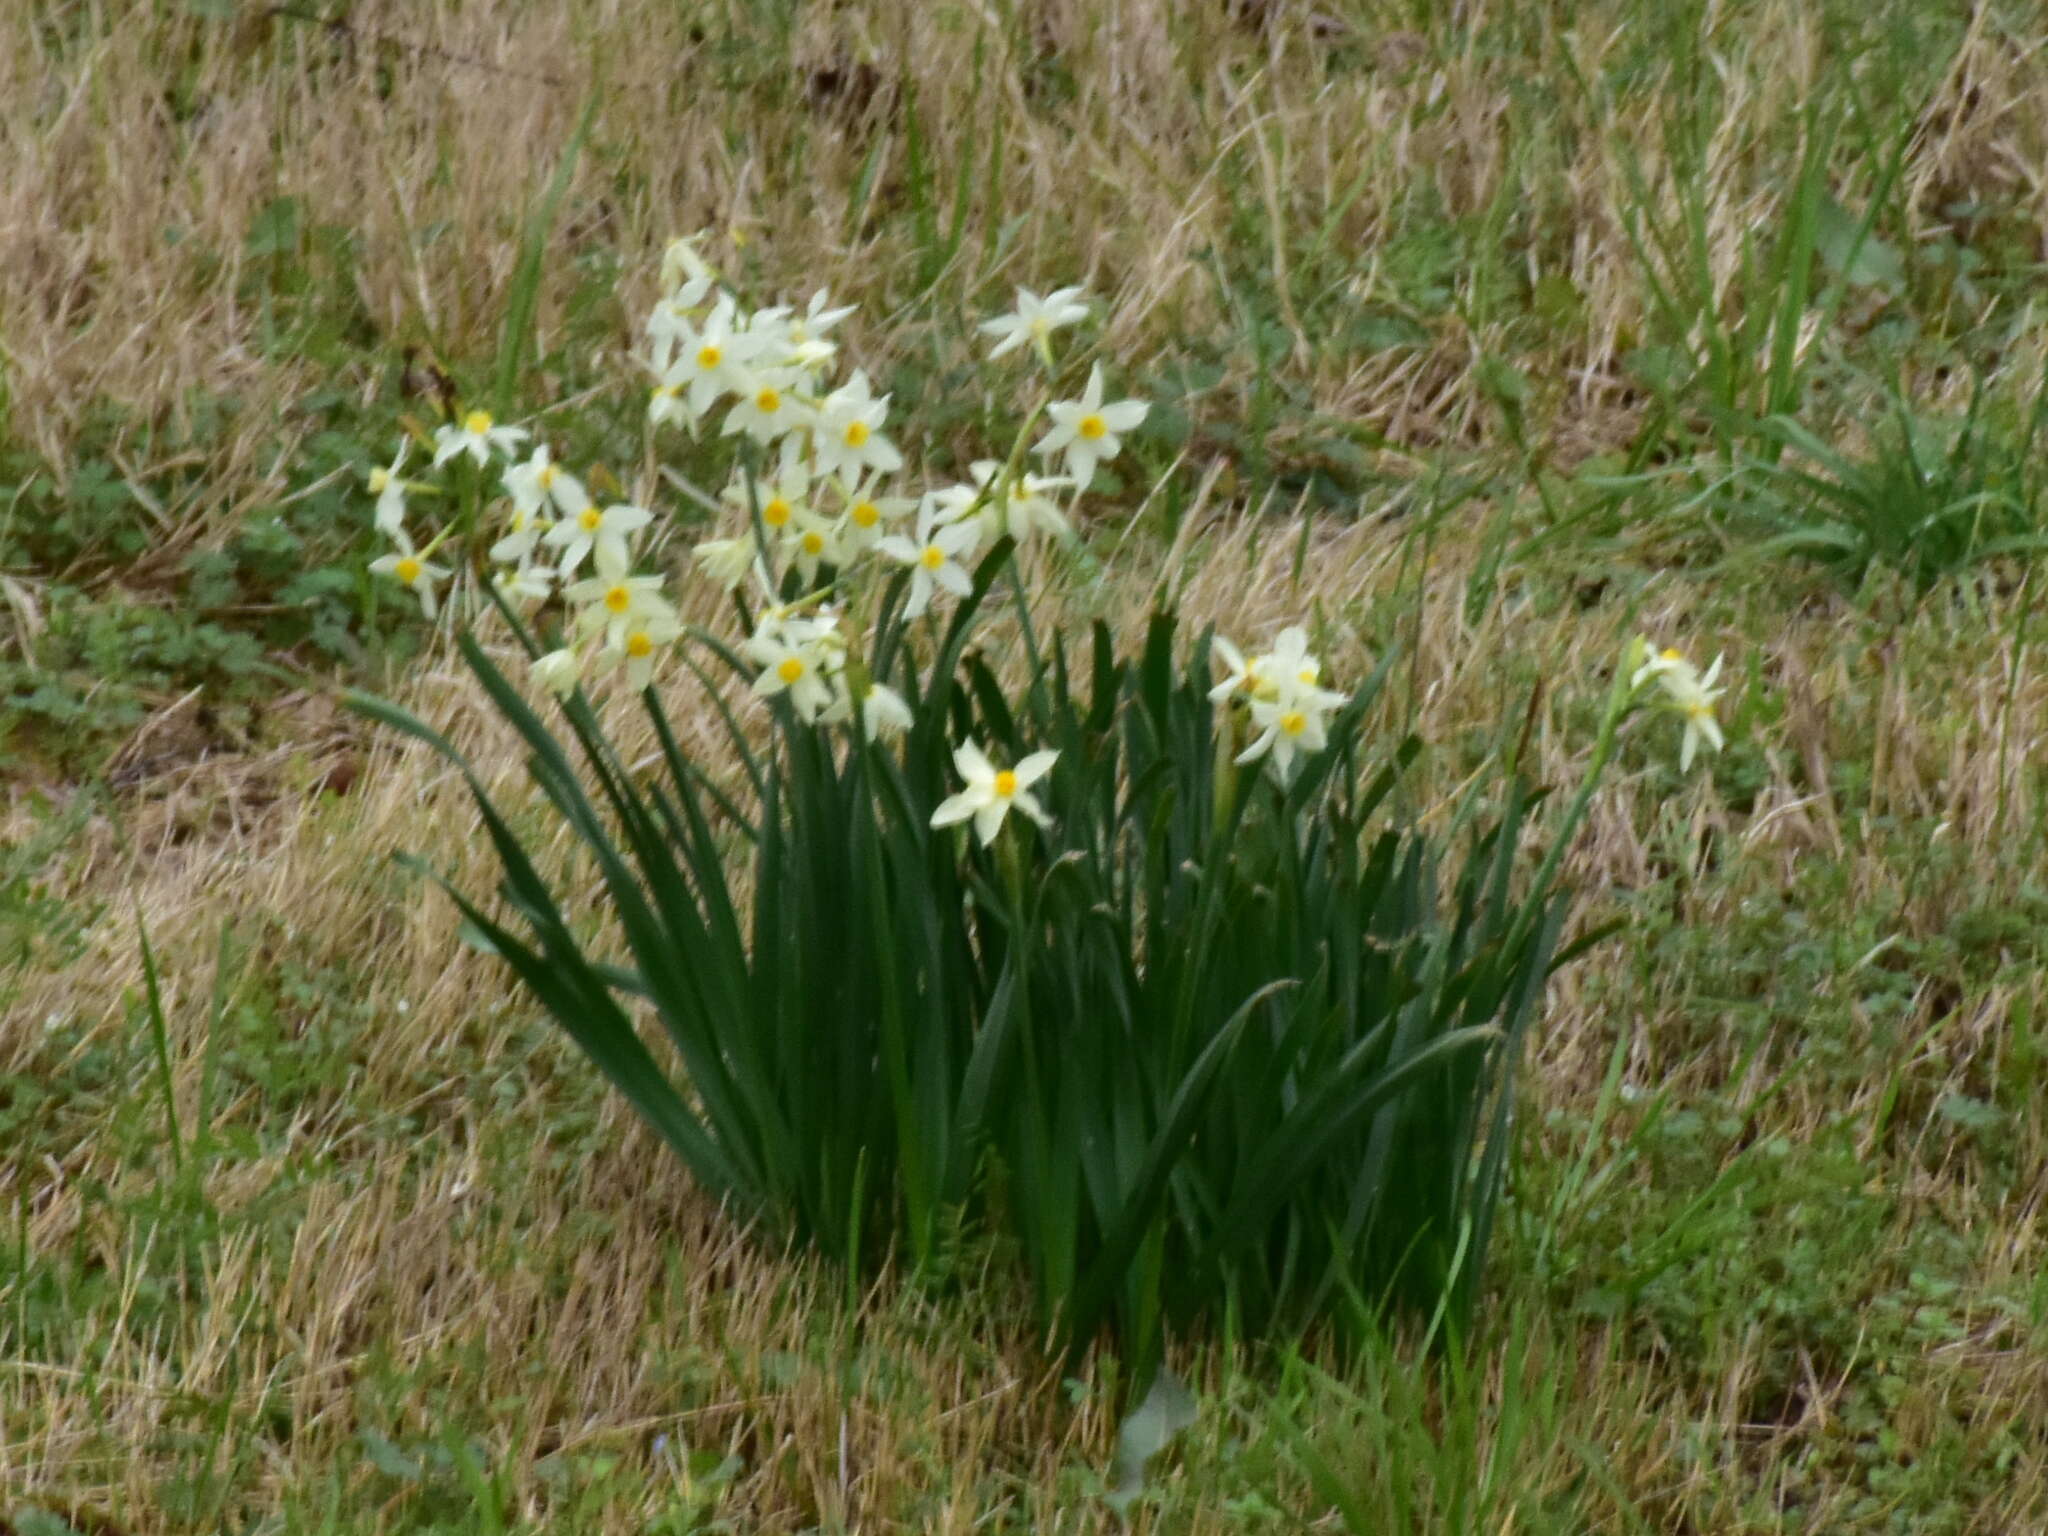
[4,1,2047,1531]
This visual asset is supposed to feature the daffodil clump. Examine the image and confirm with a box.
[360,234,1669,1384]
[362,233,1380,858]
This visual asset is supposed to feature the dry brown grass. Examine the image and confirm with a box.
[8,0,2048,1530]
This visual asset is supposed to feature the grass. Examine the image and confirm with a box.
[5,0,2048,1529]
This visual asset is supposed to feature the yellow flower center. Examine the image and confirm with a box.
[464,410,493,435]
[1279,710,1307,737]
[920,545,946,571]
[1078,413,1107,441]
[604,585,632,614]
[1661,647,1683,661]
[994,770,1018,798]
[801,531,825,556]
[579,507,603,532]
[843,420,870,448]
[851,501,879,528]
[755,387,781,413]
[626,631,654,659]
[368,468,391,494]
[697,343,722,369]
[394,557,422,586]
[538,465,558,489]
[762,497,792,528]
[1297,667,1316,684]
[777,656,805,684]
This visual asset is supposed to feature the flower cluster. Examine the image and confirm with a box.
[363,236,1375,847]
[1208,626,1351,783]
[1632,642,1726,770]
[359,399,681,696]
[667,266,1151,632]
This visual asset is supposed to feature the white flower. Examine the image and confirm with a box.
[368,529,451,619]
[957,460,1074,544]
[565,553,676,645]
[433,408,529,468]
[1259,626,1323,696]
[1211,626,1332,705]
[693,535,756,589]
[786,289,855,353]
[607,613,685,691]
[1236,695,1332,783]
[781,509,848,585]
[647,290,713,373]
[502,445,590,521]
[859,681,914,738]
[1037,364,1147,489]
[722,367,810,447]
[811,370,903,482]
[659,231,717,293]
[930,741,1058,845]
[724,454,812,546]
[749,628,840,723]
[1218,625,1347,781]
[877,499,982,620]
[365,442,413,536]
[979,285,1090,362]
[1635,645,1726,770]
[489,503,553,566]
[492,559,556,604]
[1208,636,1261,703]
[533,647,585,698]
[835,476,917,556]
[543,500,654,578]
[658,295,762,421]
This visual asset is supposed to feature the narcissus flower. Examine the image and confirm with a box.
[782,510,848,586]
[858,681,914,738]
[1207,636,1265,702]
[937,461,1075,544]
[503,445,590,521]
[724,454,813,545]
[931,740,1058,845]
[722,368,810,446]
[1216,625,1349,781]
[607,613,685,691]
[433,408,529,468]
[659,231,717,293]
[692,535,756,589]
[489,503,553,566]
[368,530,450,619]
[1037,364,1147,488]
[544,500,654,578]
[877,500,982,619]
[785,289,855,357]
[1236,694,1333,783]
[979,285,1090,362]
[492,559,556,604]
[748,627,840,723]
[566,554,676,646]
[811,370,903,482]
[532,646,585,698]
[365,442,414,535]
[835,474,917,556]
[658,295,761,420]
